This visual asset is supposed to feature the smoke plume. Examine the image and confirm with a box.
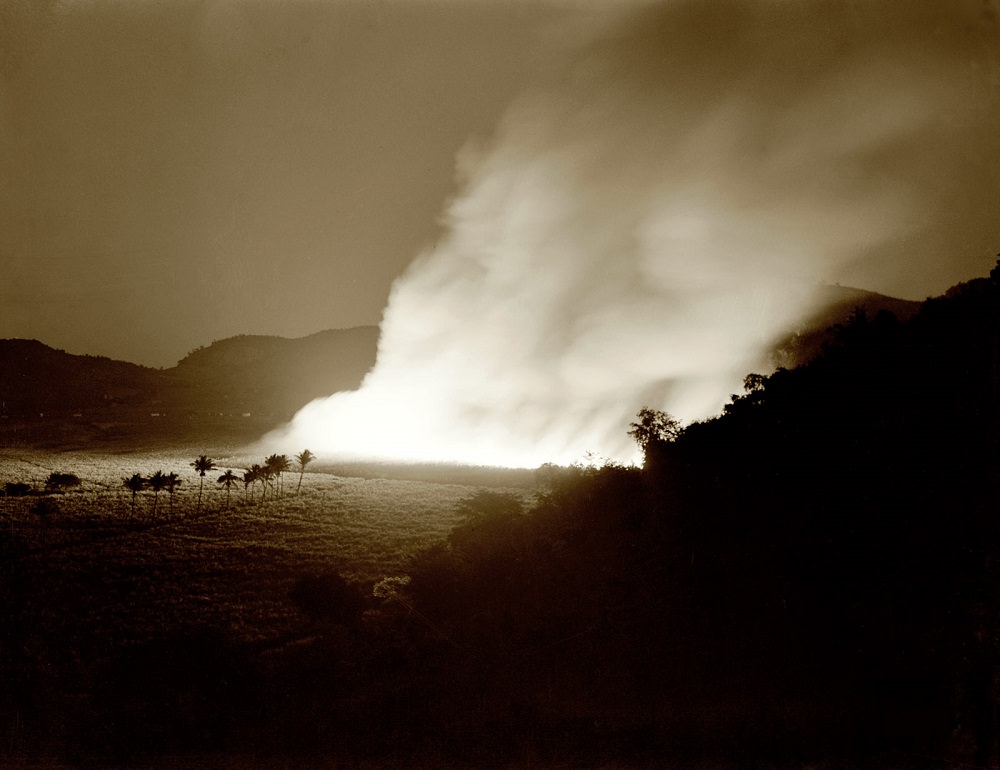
[268,0,999,467]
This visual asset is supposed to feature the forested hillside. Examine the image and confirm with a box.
[392,263,999,767]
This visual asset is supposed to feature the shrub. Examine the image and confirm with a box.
[4,482,32,497]
[45,472,81,492]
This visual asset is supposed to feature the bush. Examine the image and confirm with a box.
[45,472,81,492]
[4,482,32,497]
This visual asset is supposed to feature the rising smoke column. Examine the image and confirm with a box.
[269,0,1000,467]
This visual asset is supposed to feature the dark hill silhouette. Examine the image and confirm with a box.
[169,327,379,418]
[773,283,922,367]
[0,327,378,449]
[0,339,171,416]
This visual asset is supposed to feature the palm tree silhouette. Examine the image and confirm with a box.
[164,472,181,517]
[265,454,291,498]
[242,466,260,504]
[123,473,146,517]
[191,455,216,513]
[295,449,315,494]
[148,470,168,517]
[217,470,239,509]
[259,465,274,503]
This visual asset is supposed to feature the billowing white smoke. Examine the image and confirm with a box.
[268,1,995,467]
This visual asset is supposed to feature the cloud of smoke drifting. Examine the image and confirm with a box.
[269,0,998,467]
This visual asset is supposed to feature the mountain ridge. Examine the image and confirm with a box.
[0,326,379,449]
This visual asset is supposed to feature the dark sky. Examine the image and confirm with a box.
[2,0,999,369]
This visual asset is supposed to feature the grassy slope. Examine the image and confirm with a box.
[1,449,531,657]
[0,449,547,767]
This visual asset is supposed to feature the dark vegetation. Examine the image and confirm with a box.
[113,453,307,518]
[2,472,80,499]
[773,283,921,368]
[0,326,378,449]
[0,267,996,767]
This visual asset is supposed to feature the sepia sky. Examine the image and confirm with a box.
[1,0,582,366]
[2,0,1000,369]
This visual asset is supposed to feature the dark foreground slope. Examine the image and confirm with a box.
[0,326,378,449]
[646,269,1000,764]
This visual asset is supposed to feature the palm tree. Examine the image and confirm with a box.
[123,473,146,517]
[147,470,168,517]
[217,470,239,509]
[247,463,266,503]
[242,466,259,504]
[191,455,216,513]
[295,449,315,494]
[276,454,292,496]
[265,454,291,498]
[259,464,274,503]
[164,472,181,517]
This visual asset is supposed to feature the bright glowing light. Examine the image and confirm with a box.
[265,2,992,468]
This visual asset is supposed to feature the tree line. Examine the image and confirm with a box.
[119,449,316,517]
[1,450,318,518]
[1,471,82,498]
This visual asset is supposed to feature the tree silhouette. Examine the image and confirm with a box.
[147,470,168,517]
[277,454,291,496]
[164,472,181,517]
[246,463,265,504]
[294,449,315,494]
[265,454,291,498]
[217,470,239,509]
[628,407,682,466]
[742,372,767,394]
[123,473,146,517]
[242,466,259,504]
[191,455,216,513]
[259,465,273,503]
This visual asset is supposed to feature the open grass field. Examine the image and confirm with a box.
[1,447,536,646]
[0,447,543,767]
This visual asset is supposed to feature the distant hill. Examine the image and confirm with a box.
[169,327,379,419]
[0,327,379,449]
[0,339,170,416]
[773,284,922,368]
